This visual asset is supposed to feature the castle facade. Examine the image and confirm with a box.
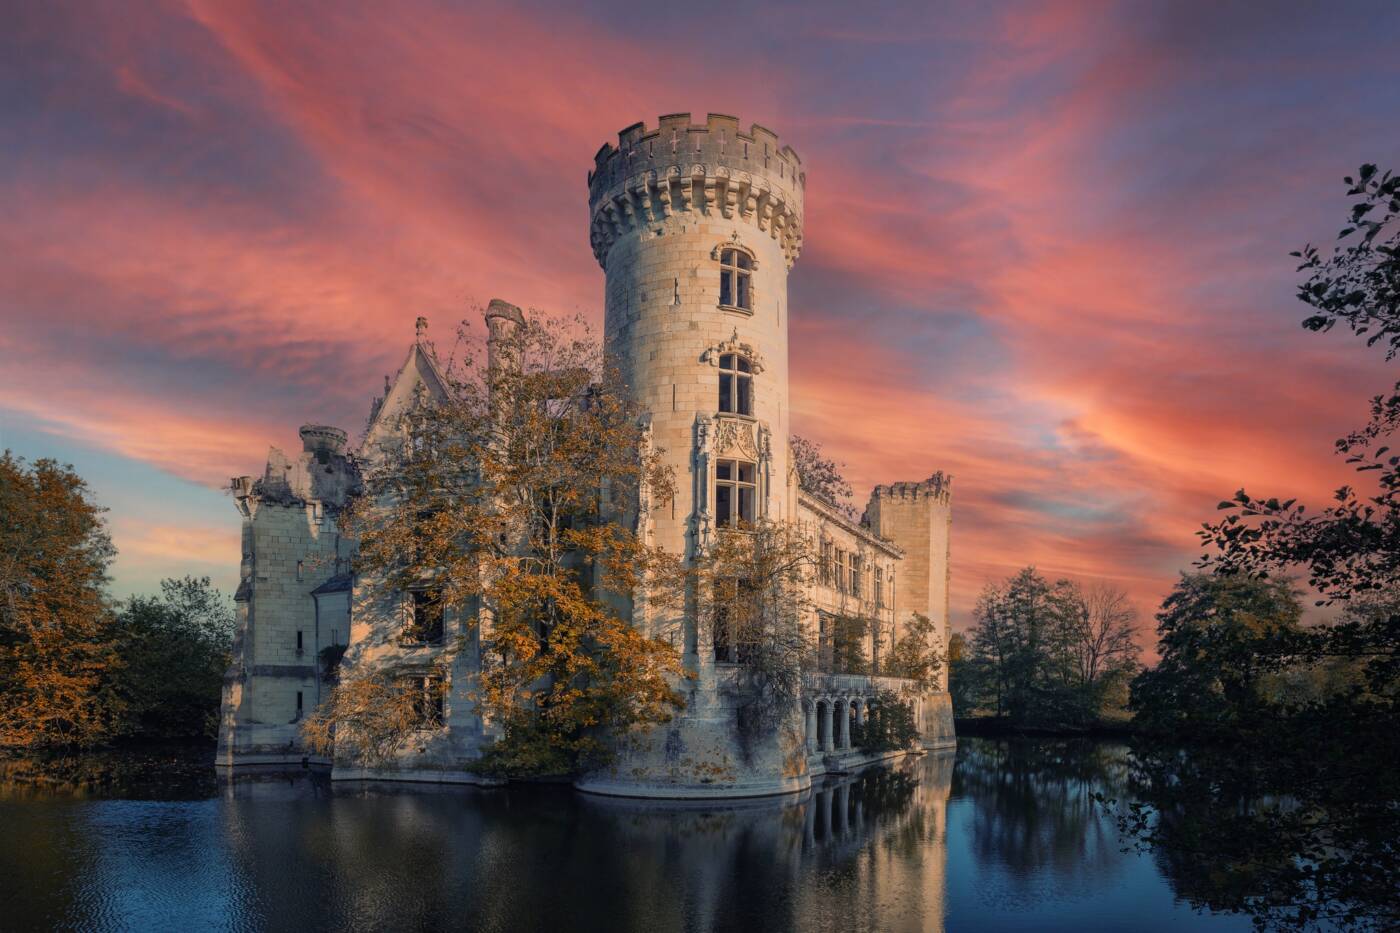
[217,114,955,797]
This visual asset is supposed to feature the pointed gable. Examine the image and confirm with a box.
[360,338,453,455]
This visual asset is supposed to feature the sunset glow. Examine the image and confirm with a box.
[4,0,1399,645]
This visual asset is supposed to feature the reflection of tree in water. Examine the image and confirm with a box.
[0,746,219,801]
[1117,729,1400,932]
[952,738,1127,885]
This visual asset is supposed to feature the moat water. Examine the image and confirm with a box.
[0,738,1251,932]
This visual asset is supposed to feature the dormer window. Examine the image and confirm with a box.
[718,353,753,416]
[719,248,752,311]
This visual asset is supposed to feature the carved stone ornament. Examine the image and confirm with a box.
[700,329,766,372]
[714,416,759,459]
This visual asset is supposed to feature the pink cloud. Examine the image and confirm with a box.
[4,0,1397,646]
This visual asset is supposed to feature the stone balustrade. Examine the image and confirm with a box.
[802,672,918,756]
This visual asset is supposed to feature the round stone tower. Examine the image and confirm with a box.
[589,112,803,558]
[579,114,809,798]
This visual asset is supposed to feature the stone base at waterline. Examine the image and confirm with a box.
[575,705,814,800]
[920,691,957,750]
[329,765,504,787]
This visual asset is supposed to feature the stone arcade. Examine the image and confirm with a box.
[216,114,956,797]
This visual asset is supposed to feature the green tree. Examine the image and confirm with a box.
[1201,165,1400,613]
[0,453,120,749]
[1108,167,1400,932]
[883,612,944,688]
[854,688,918,752]
[970,568,1082,723]
[1129,573,1303,735]
[946,631,988,715]
[113,576,234,741]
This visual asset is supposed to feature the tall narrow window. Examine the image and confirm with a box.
[850,553,863,599]
[835,548,846,593]
[819,540,833,585]
[874,567,884,608]
[715,459,757,528]
[717,353,754,415]
[407,675,445,728]
[719,248,753,310]
[404,590,444,645]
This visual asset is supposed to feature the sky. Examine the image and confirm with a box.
[3,0,1399,645]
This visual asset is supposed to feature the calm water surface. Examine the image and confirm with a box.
[0,738,1250,932]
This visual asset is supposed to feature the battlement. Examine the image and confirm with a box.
[299,424,347,455]
[587,113,805,270]
[871,471,953,505]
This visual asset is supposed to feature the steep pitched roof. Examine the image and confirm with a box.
[360,338,453,454]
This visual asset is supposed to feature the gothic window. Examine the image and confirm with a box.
[715,459,756,528]
[718,353,754,416]
[403,589,444,646]
[719,247,753,311]
[406,674,446,728]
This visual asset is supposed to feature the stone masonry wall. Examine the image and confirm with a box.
[865,474,953,691]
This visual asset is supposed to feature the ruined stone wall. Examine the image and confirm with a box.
[864,474,952,692]
[216,427,354,768]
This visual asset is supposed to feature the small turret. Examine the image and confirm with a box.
[485,298,526,376]
[299,424,348,456]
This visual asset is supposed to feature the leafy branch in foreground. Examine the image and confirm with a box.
[1118,165,1400,932]
[1201,164,1400,601]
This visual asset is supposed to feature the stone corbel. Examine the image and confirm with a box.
[633,173,655,222]
[656,172,674,216]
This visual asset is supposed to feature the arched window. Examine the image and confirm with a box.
[718,353,753,415]
[719,248,752,310]
[715,458,756,527]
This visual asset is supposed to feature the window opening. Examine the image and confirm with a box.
[717,353,754,415]
[715,459,757,528]
[719,248,753,310]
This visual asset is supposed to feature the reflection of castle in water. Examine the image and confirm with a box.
[217,753,954,932]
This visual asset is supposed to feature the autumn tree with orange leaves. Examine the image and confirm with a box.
[0,453,122,748]
[305,312,688,776]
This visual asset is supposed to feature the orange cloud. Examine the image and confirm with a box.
[4,0,1398,649]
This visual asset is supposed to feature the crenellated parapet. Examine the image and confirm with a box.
[587,113,806,270]
[870,471,953,506]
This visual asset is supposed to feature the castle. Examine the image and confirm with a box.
[217,114,955,797]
